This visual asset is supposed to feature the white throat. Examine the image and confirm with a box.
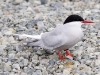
[64,21,83,27]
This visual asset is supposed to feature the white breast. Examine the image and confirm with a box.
[56,22,83,50]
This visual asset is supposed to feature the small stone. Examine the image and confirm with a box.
[24,67,35,74]
[50,2,63,8]
[36,21,48,32]
[0,59,1,63]
[9,72,15,75]
[20,72,27,75]
[27,7,33,12]
[63,69,70,75]
[94,4,100,9]
[74,73,80,75]
[0,10,3,17]
[8,36,16,43]
[95,72,100,75]
[81,24,86,28]
[16,45,24,51]
[8,53,15,60]
[0,47,4,56]
[40,59,49,65]
[56,73,62,75]
[74,61,80,66]
[0,37,8,45]
[73,49,83,56]
[59,65,64,69]
[4,31,13,35]
[85,60,92,66]
[40,0,48,4]
[33,70,42,75]
[0,32,3,37]
[23,59,28,66]
[3,28,15,36]
[13,0,24,5]
[32,55,39,65]
[73,11,81,14]
[12,64,20,70]
[63,62,74,66]
[26,20,35,29]
[43,70,48,75]
[48,59,55,66]
[4,63,11,72]
[86,47,95,53]
[49,53,58,60]
[97,30,100,37]
[19,58,28,67]
[95,59,100,66]
[36,50,46,56]
[84,10,91,14]
[12,68,18,72]
[33,1,41,6]
[47,66,56,73]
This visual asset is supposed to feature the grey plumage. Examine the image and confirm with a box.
[27,22,83,50]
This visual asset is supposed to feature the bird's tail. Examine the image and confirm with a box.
[13,33,43,39]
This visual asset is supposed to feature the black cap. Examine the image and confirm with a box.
[63,14,84,24]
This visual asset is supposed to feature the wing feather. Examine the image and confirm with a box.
[41,26,67,49]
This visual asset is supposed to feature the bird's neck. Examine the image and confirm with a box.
[65,22,82,28]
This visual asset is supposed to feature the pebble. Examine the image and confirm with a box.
[0,32,3,37]
[33,0,41,6]
[63,69,70,75]
[40,59,49,65]
[19,58,28,67]
[32,55,39,65]
[0,10,3,17]
[24,67,35,74]
[13,0,24,5]
[85,60,92,66]
[49,53,58,60]
[86,47,95,53]
[15,45,24,51]
[36,50,46,55]
[0,59,1,63]
[20,72,28,75]
[0,48,4,55]
[33,70,42,75]
[56,73,62,75]
[95,72,100,75]
[50,2,63,8]
[95,59,100,66]
[59,65,64,69]
[43,70,48,75]
[40,0,48,4]
[8,53,15,60]
[48,59,55,66]
[36,21,48,32]
[12,64,20,70]
[27,7,33,12]
[3,63,11,72]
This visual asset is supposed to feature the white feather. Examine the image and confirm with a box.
[13,33,43,39]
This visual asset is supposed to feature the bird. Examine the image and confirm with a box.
[14,14,94,60]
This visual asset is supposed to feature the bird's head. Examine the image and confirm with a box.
[63,14,94,25]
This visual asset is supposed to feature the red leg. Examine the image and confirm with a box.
[57,50,66,60]
[65,49,73,57]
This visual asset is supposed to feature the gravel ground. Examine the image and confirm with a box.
[0,0,100,75]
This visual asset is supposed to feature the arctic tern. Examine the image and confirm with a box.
[14,14,94,60]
